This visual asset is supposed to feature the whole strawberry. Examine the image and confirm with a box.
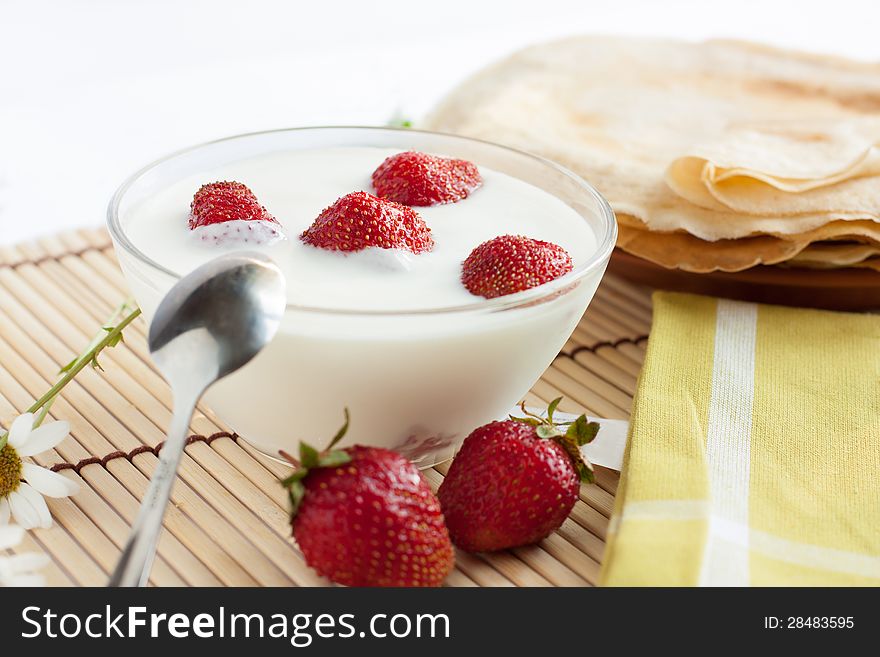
[438,399,599,552]
[283,411,454,587]
[372,151,482,206]
[188,181,284,245]
[300,191,434,254]
[461,235,573,299]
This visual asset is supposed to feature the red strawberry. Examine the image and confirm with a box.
[283,411,454,587]
[461,234,573,299]
[188,181,284,245]
[438,399,599,552]
[371,151,482,206]
[300,191,434,254]
[189,181,278,228]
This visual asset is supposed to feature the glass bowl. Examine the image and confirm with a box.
[108,127,617,466]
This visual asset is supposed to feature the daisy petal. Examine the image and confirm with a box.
[0,524,24,549]
[7,413,34,449]
[5,552,50,573]
[17,421,69,457]
[0,498,10,525]
[16,483,52,529]
[4,574,46,587]
[7,490,42,529]
[22,463,79,498]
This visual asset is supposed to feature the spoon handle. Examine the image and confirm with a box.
[108,389,200,587]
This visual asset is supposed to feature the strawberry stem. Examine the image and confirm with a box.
[279,409,353,517]
[325,408,350,451]
[278,450,300,468]
[511,397,600,484]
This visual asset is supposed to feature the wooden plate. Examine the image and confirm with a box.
[609,249,880,311]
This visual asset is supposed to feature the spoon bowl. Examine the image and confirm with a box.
[148,253,287,388]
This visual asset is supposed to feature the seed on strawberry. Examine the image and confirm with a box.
[300,191,434,254]
[282,411,454,587]
[188,181,284,245]
[371,151,482,206]
[461,234,573,299]
[438,398,599,553]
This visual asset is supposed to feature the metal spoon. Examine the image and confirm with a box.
[108,253,286,587]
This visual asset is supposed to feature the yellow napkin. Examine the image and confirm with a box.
[600,292,880,586]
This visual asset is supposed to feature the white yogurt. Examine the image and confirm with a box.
[125,147,596,311]
[116,145,606,466]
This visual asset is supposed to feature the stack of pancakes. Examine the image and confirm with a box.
[426,36,880,273]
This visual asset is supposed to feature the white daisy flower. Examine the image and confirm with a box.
[0,524,48,586]
[0,413,80,529]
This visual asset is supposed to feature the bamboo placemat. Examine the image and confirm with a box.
[0,228,652,587]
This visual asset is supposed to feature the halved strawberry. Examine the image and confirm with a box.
[461,235,573,299]
[189,181,278,228]
[300,191,434,254]
[371,151,481,206]
[188,181,284,245]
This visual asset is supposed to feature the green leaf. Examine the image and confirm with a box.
[280,469,309,487]
[575,459,596,484]
[287,481,306,516]
[546,397,562,422]
[536,424,559,439]
[510,415,542,427]
[58,357,78,374]
[317,449,351,468]
[325,408,350,450]
[554,436,595,484]
[566,416,600,445]
[299,442,320,468]
[388,117,413,128]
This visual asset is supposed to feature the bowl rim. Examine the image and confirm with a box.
[107,125,617,317]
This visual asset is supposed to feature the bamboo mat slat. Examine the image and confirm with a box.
[0,228,654,587]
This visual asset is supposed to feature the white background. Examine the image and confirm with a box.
[1,0,878,244]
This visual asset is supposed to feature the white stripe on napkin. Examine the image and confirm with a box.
[699,299,758,587]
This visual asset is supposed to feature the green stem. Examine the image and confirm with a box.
[0,305,141,450]
[27,307,142,414]
[33,397,57,428]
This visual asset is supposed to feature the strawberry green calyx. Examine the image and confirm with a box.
[281,408,353,515]
[510,398,600,483]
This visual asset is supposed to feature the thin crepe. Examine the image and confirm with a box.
[786,242,880,269]
[666,119,880,217]
[617,215,880,272]
[427,36,880,241]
